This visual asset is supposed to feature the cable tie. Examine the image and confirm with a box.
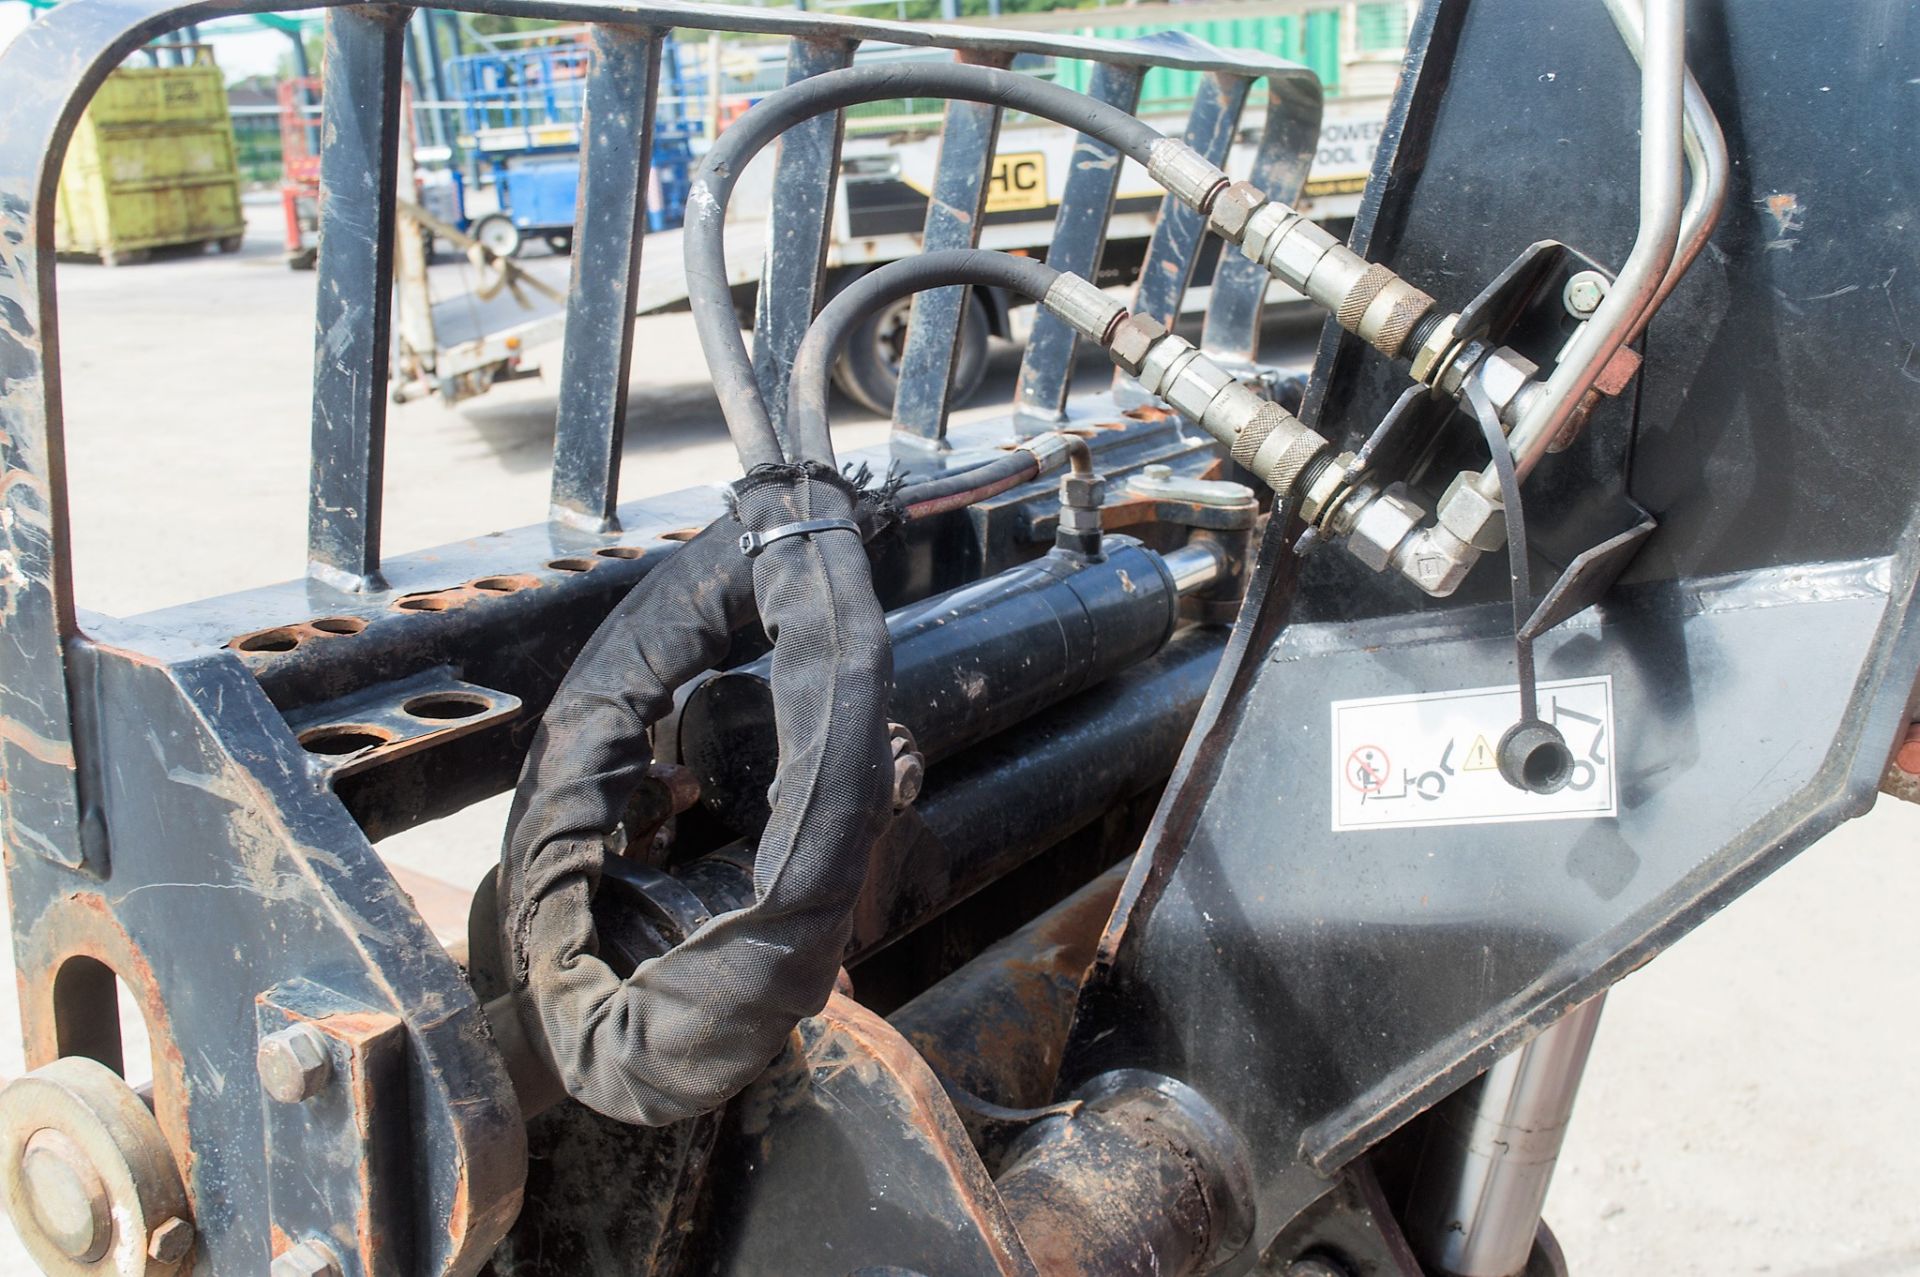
[737,517,861,558]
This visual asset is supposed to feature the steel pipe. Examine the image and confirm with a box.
[1504,0,1687,480]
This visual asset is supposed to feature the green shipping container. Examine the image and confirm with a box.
[55,47,246,265]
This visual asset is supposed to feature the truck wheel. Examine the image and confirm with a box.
[216,234,244,254]
[832,290,990,417]
[472,213,522,260]
[544,231,574,256]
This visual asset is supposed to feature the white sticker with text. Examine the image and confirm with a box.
[1330,677,1617,832]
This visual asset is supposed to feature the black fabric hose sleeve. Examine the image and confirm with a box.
[686,62,1168,470]
[502,475,892,1125]
[788,249,1062,465]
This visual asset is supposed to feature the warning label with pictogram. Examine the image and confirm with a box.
[1329,677,1618,832]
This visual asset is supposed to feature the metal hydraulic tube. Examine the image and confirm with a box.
[1503,0,1687,480]
[1404,996,1608,1277]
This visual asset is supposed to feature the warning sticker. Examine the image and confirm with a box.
[1329,677,1617,832]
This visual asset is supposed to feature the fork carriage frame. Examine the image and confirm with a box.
[0,2,1320,1272]
[6,0,1920,1274]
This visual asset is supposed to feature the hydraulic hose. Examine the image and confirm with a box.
[502,481,892,1125]
[788,249,1063,465]
[686,62,1172,469]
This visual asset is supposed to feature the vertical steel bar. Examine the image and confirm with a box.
[1014,61,1144,425]
[1201,73,1323,363]
[307,5,407,591]
[1124,71,1251,341]
[752,36,856,447]
[891,52,1012,450]
[549,26,663,532]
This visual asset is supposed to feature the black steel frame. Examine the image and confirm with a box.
[0,3,1319,1273]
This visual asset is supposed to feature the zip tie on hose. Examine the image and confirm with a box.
[737,517,861,557]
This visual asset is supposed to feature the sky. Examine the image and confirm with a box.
[0,3,299,82]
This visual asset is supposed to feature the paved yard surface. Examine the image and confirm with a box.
[1,202,1915,1274]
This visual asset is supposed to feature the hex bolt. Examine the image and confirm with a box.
[272,1238,344,1277]
[1563,270,1608,319]
[19,1128,109,1262]
[258,1023,333,1103]
[148,1216,196,1264]
[887,723,925,811]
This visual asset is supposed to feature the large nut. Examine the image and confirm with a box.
[1436,470,1507,551]
[1107,315,1166,377]
[272,1239,344,1277]
[1208,181,1268,241]
[258,1023,333,1104]
[1343,486,1424,573]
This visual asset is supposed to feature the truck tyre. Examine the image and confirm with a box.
[472,213,522,260]
[832,289,990,418]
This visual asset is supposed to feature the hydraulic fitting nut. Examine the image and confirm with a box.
[1475,346,1541,425]
[1146,138,1231,211]
[1208,180,1269,242]
[1343,484,1426,573]
[1408,311,1461,386]
[1235,402,1330,501]
[1107,314,1166,378]
[1437,470,1507,551]
[1041,273,1127,344]
[1015,431,1075,476]
[1060,472,1107,509]
[1351,271,1438,359]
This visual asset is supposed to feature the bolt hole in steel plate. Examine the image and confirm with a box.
[594,545,645,560]
[470,575,533,593]
[547,557,598,572]
[286,670,521,780]
[394,592,459,612]
[0,1056,191,1276]
[401,692,491,721]
[233,626,302,654]
[657,527,703,543]
[297,724,394,756]
[306,616,367,636]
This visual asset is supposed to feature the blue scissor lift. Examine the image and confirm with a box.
[447,36,704,257]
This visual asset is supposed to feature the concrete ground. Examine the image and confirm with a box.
[1,201,1916,1273]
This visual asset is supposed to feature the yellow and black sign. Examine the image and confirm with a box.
[985,152,1048,214]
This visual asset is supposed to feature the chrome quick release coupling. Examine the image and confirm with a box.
[1040,273,1341,518]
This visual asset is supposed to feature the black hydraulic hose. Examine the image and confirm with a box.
[788,249,1062,465]
[503,476,893,1125]
[686,62,1167,469]
[898,453,1039,520]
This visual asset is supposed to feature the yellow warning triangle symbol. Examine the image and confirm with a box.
[1463,734,1498,771]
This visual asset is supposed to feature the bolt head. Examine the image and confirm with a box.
[891,753,924,810]
[258,1023,333,1104]
[272,1239,344,1277]
[1563,270,1608,318]
[148,1216,196,1264]
[1343,487,1424,573]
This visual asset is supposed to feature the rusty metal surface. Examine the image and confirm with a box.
[891,864,1126,1111]
[696,994,1040,1275]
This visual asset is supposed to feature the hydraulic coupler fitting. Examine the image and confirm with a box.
[1042,269,1340,514]
[1208,179,1449,363]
